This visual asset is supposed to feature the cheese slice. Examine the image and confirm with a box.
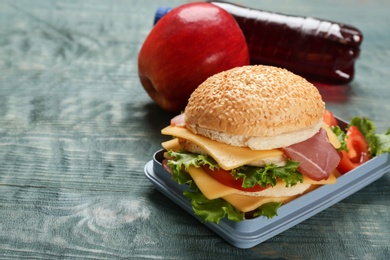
[162,138,181,151]
[187,164,304,213]
[186,165,336,201]
[222,194,290,213]
[322,124,341,149]
[162,126,284,171]
[187,166,239,200]
[303,172,337,184]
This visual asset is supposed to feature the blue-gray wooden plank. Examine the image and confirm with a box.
[0,0,389,259]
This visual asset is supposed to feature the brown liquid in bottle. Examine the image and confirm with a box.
[210,1,363,85]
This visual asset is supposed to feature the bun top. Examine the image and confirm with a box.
[184,65,325,149]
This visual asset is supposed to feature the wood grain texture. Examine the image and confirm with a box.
[0,0,389,259]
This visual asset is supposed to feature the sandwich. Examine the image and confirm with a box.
[160,65,342,223]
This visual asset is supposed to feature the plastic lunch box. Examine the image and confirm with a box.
[143,119,390,248]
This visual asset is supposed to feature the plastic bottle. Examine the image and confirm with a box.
[154,1,363,85]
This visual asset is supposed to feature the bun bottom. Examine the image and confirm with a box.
[237,182,312,197]
[178,138,287,167]
[188,120,323,150]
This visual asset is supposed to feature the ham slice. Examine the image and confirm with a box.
[283,128,341,181]
[170,113,186,127]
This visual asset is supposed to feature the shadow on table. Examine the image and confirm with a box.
[142,102,176,133]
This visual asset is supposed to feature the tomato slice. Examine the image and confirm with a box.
[323,109,338,127]
[337,126,370,174]
[201,165,266,192]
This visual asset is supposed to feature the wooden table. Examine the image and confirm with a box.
[0,0,389,259]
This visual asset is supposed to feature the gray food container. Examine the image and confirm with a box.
[144,119,390,248]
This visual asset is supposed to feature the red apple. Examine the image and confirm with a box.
[138,2,249,113]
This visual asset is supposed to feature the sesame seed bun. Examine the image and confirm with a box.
[184,65,325,150]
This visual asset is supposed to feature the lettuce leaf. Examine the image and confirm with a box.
[375,129,390,155]
[253,202,282,219]
[231,160,303,188]
[349,117,390,156]
[167,150,219,186]
[330,117,390,156]
[331,125,348,152]
[166,150,245,223]
[183,189,244,223]
[349,117,377,154]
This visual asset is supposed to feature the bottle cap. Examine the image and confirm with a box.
[154,7,172,24]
